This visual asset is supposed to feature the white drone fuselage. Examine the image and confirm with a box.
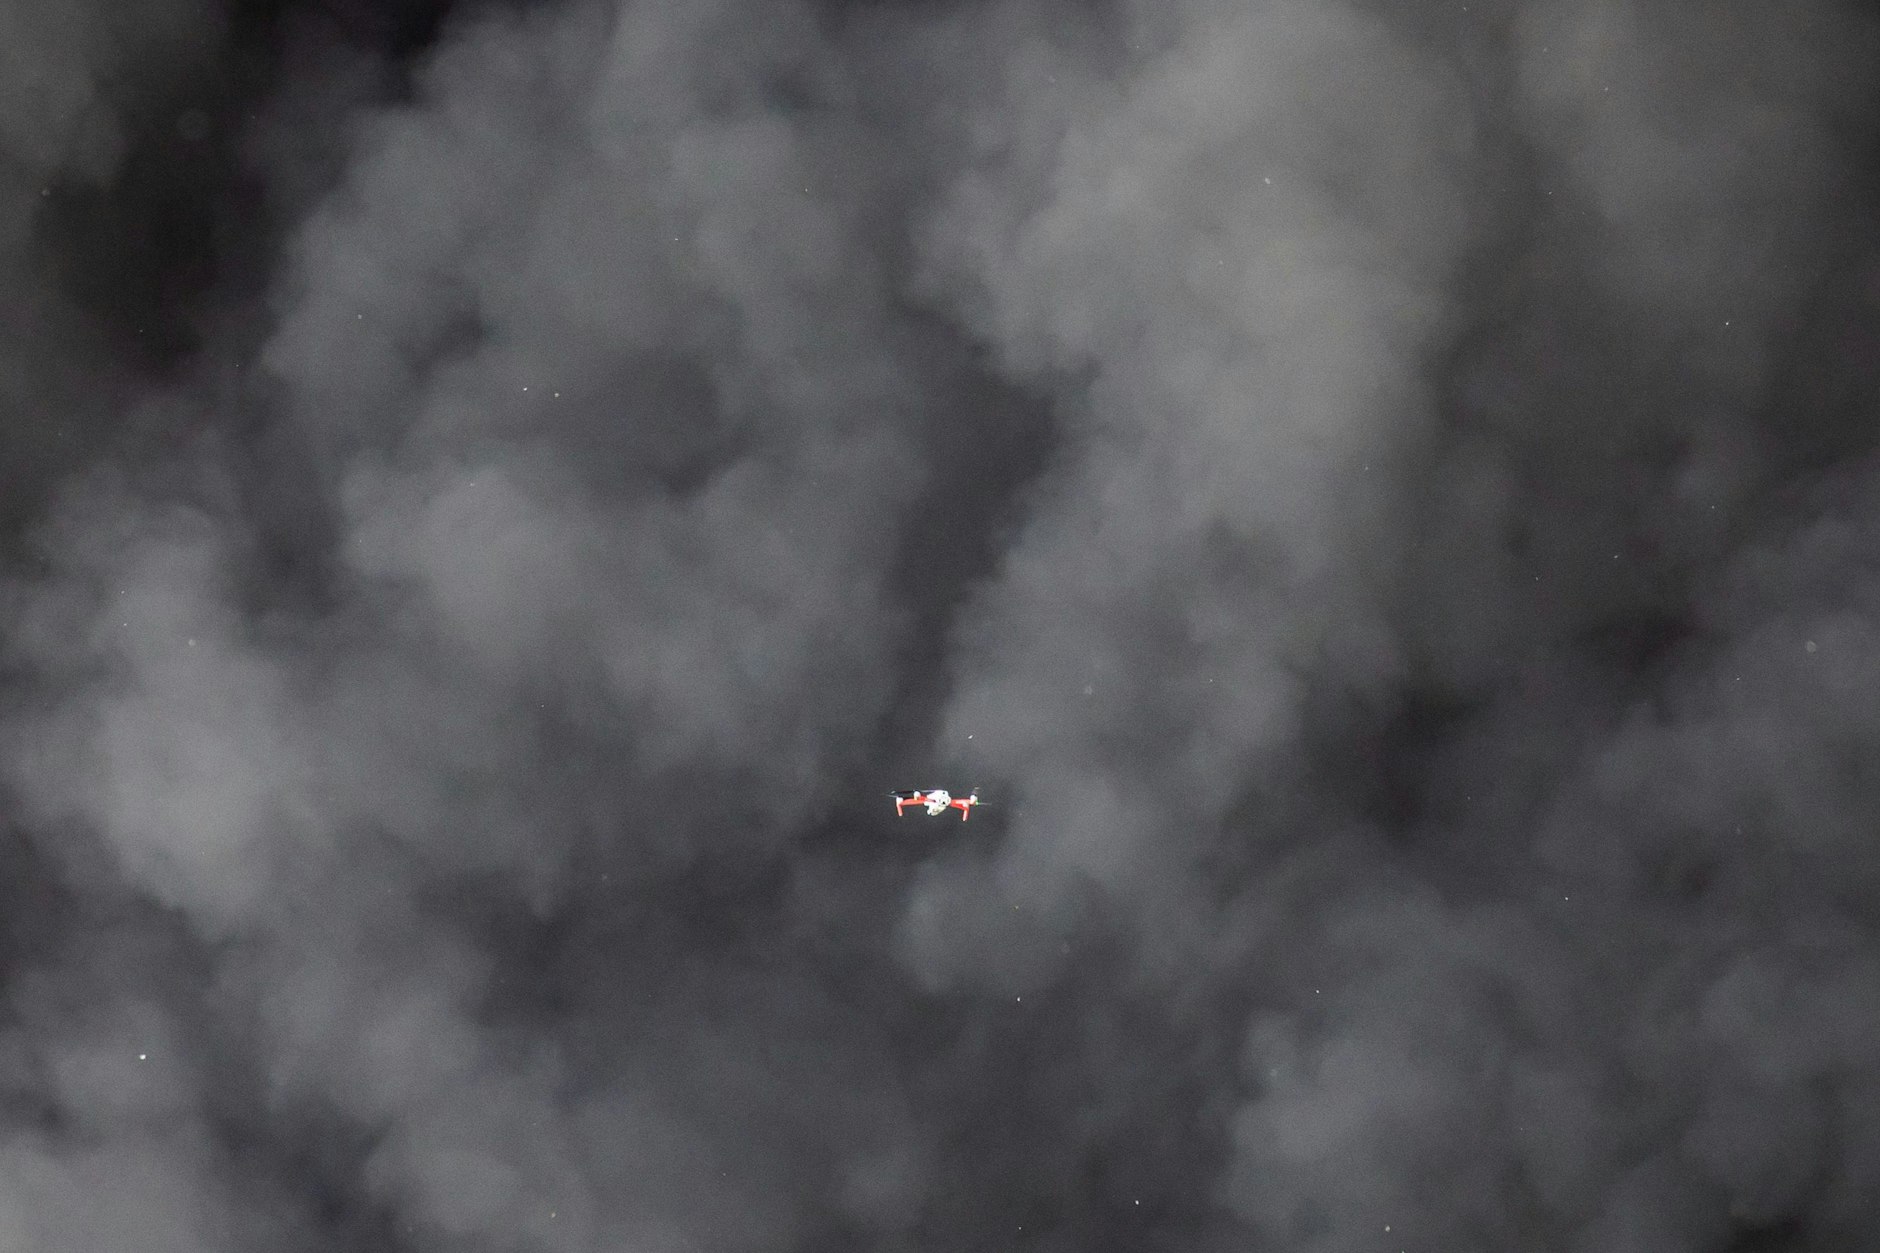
[892,788,979,819]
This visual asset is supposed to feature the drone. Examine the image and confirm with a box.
[890,788,981,820]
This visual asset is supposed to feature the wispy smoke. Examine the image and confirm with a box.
[3,0,1879,1249]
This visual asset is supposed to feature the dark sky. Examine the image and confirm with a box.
[4,0,1880,1249]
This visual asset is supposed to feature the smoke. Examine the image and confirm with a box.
[3,0,1880,1249]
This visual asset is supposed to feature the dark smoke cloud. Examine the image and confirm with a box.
[4,0,1880,1249]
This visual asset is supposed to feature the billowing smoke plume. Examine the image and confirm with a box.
[3,0,1880,1249]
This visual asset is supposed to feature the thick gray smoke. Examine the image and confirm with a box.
[3,0,1880,1249]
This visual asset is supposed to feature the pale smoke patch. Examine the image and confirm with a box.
[904,0,1472,975]
[363,1076,593,1251]
[0,960,256,1253]
[0,2,218,184]
[0,1,227,528]
[5,0,931,1247]
[1516,0,1875,338]
[5,0,1880,1249]
[0,1137,239,1253]
[2,480,311,933]
[1222,892,1552,1252]
[891,0,1880,1241]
